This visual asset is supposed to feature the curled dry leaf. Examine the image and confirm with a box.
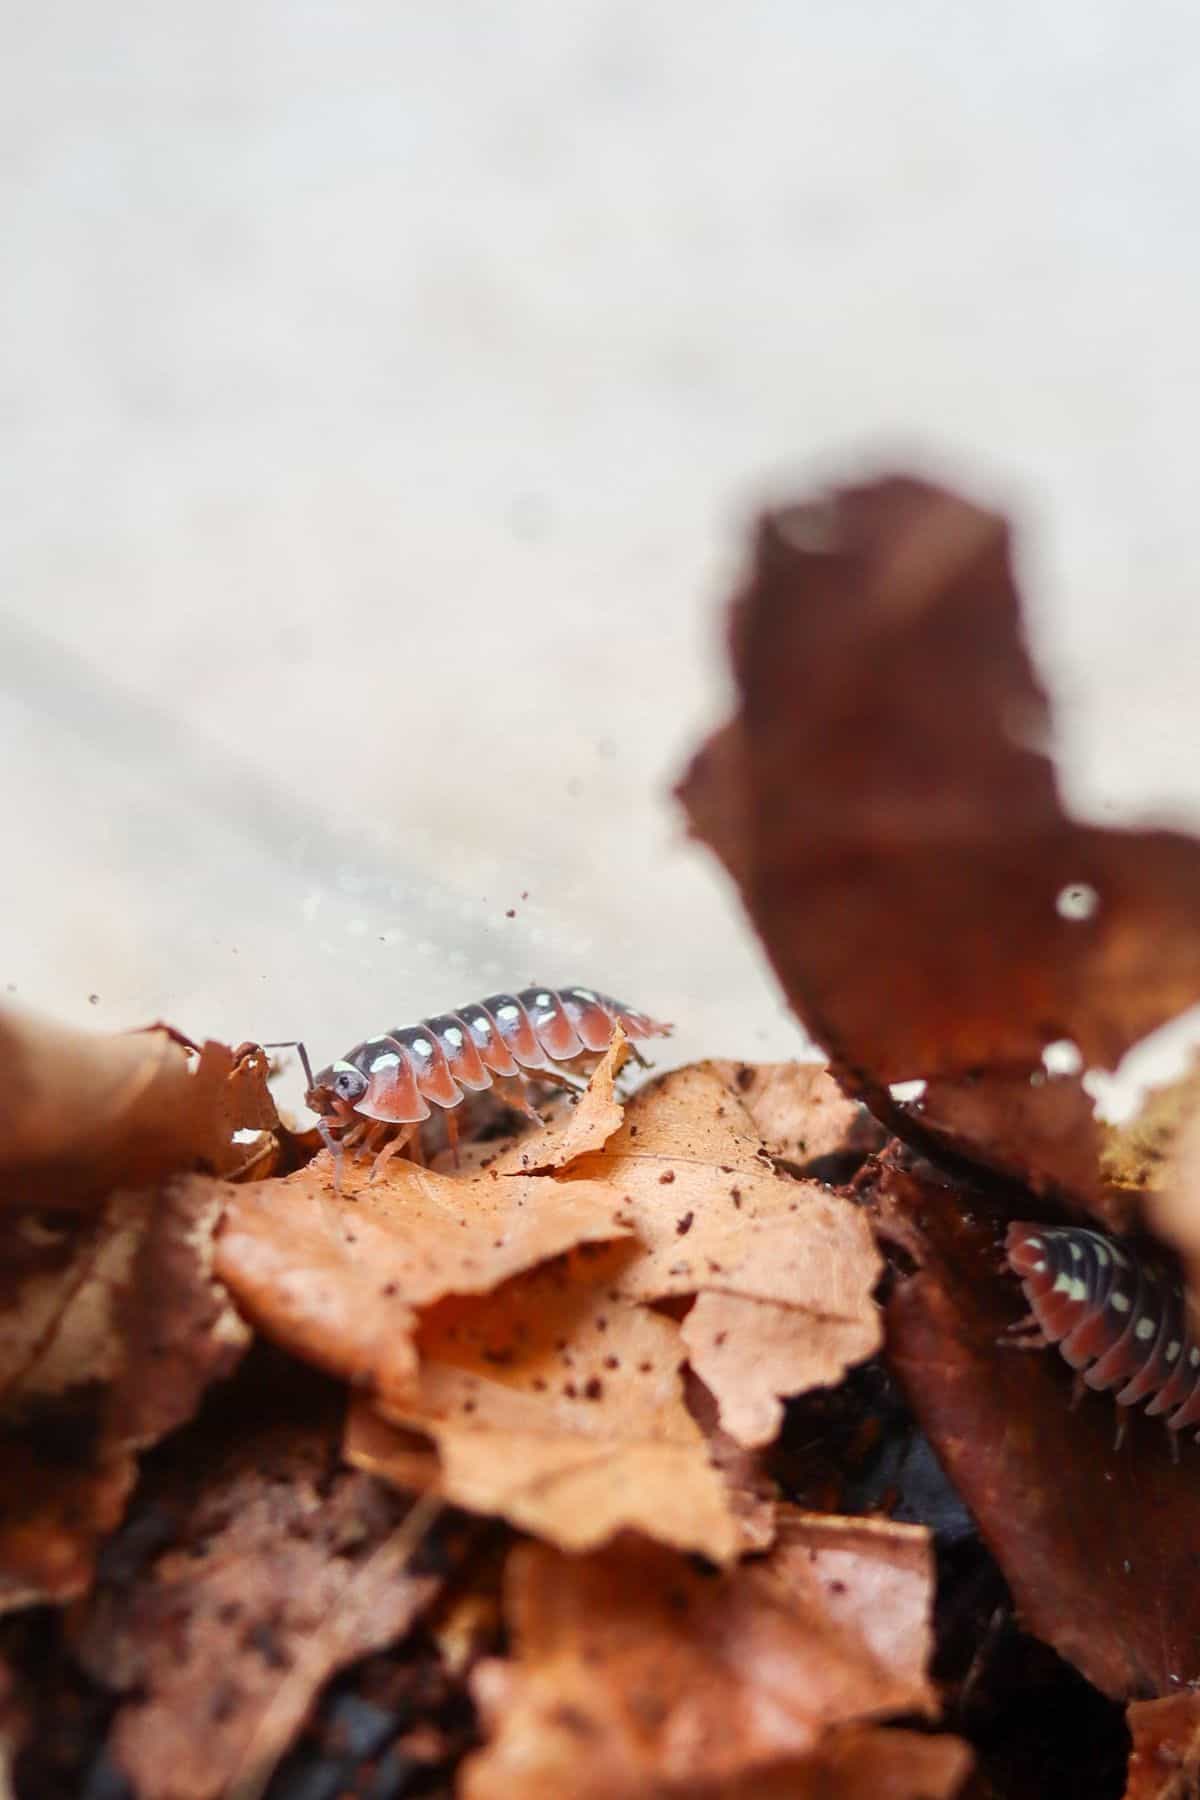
[487,1024,631,1174]
[1124,1693,1200,1800]
[0,1009,278,1210]
[73,1402,456,1800]
[214,1151,635,1410]
[872,1147,1200,1697]
[461,1509,959,1800]
[346,1242,741,1564]
[679,475,1200,1220]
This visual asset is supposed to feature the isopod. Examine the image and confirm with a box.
[1006,1221,1200,1457]
[274,984,670,1175]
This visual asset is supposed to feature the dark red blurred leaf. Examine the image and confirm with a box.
[872,1147,1200,1698]
[679,477,1200,1218]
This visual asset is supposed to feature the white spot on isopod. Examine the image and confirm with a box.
[1190,1347,1200,1368]
[1056,882,1100,922]
[1135,1317,1156,1341]
[1095,1246,1110,1266]
[1033,1259,1047,1273]
[1168,1341,1181,1363]
[498,1004,519,1021]
[412,1037,433,1057]
[535,992,553,1008]
[1111,1291,1131,1313]
[370,1052,401,1073]
[444,1026,463,1046]
[1069,1242,1083,1261]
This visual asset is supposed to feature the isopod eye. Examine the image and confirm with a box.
[334,1068,367,1103]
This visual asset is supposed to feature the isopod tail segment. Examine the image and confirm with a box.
[1005,1221,1200,1462]
[268,985,671,1186]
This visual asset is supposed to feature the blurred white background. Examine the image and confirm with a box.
[3,2,1199,1104]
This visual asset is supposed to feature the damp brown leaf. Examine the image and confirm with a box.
[461,1511,963,1799]
[73,1401,458,1800]
[679,475,1200,1217]
[345,1242,741,1563]
[214,1149,635,1409]
[873,1147,1200,1698]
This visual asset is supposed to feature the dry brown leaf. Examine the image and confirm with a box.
[487,1025,630,1174]
[1125,1693,1200,1799]
[684,1372,778,1553]
[564,1065,883,1441]
[679,475,1200,1218]
[682,1289,877,1449]
[215,1150,634,1408]
[73,1402,457,1800]
[461,1510,946,1799]
[346,1242,741,1562]
[705,1059,886,1178]
[0,1011,278,1209]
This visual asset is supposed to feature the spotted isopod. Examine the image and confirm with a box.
[1006,1221,1200,1458]
[270,984,670,1175]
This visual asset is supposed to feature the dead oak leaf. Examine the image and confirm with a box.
[679,475,1200,1218]
[214,1154,634,1408]
[873,1147,1200,1698]
[346,1243,741,1563]
[461,1509,942,1799]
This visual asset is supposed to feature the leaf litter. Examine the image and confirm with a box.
[15,467,1200,1796]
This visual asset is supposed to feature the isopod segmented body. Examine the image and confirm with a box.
[302,984,670,1167]
[1006,1221,1200,1451]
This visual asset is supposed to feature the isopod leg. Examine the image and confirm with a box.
[444,1106,460,1168]
[497,1076,544,1126]
[370,1123,419,1181]
[997,1314,1049,1351]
